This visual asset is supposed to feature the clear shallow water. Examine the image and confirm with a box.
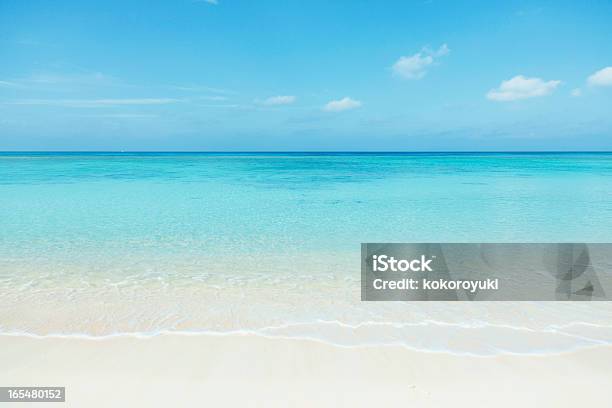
[1,152,612,354]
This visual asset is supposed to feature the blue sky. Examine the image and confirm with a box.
[1,0,611,151]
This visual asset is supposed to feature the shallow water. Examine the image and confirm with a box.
[1,152,612,354]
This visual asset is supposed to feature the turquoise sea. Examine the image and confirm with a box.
[1,152,612,355]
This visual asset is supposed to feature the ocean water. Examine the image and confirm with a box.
[1,152,612,355]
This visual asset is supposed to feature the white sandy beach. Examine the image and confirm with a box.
[1,334,611,407]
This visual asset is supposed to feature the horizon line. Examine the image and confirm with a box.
[2,150,612,154]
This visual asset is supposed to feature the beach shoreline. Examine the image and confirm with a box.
[2,334,611,407]
[3,153,612,406]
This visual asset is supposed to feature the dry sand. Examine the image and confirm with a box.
[1,334,611,407]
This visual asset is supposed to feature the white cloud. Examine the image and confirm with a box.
[260,95,296,105]
[6,98,180,107]
[198,104,242,109]
[27,72,109,84]
[323,97,362,112]
[195,0,218,4]
[587,67,612,87]
[392,44,450,80]
[571,88,582,97]
[79,113,158,119]
[199,95,228,101]
[392,54,432,80]
[430,43,450,57]
[171,85,235,94]
[0,72,113,89]
[486,75,561,101]
[0,80,20,88]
